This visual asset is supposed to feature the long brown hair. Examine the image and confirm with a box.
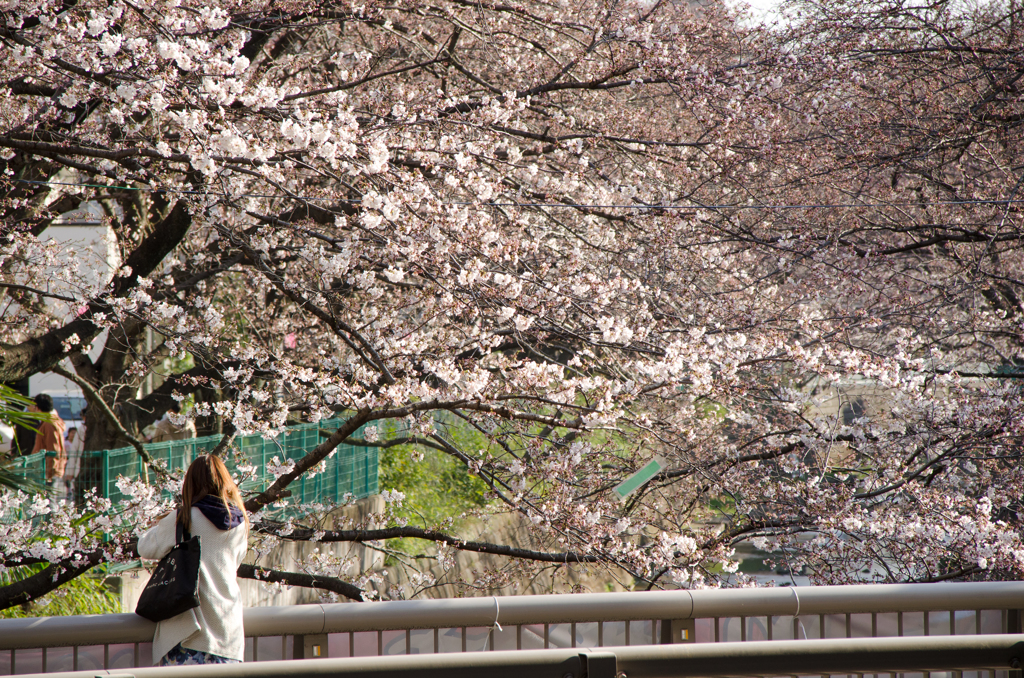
[178,454,248,532]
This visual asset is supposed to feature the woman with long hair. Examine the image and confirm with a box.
[139,454,249,665]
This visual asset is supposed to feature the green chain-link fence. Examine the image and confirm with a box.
[6,418,379,517]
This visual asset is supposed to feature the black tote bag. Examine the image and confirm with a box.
[135,514,201,622]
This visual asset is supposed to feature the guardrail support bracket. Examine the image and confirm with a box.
[580,650,617,678]
[294,634,329,659]
[661,619,696,644]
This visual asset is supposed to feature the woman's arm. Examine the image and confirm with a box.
[138,511,178,560]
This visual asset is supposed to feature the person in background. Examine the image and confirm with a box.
[13,419,35,457]
[30,394,66,485]
[149,402,197,443]
[138,455,249,665]
[63,421,85,504]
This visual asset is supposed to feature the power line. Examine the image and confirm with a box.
[11,178,1024,212]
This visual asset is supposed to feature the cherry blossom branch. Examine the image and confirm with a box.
[0,548,107,611]
[0,282,77,302]
[244,409,372,513]
[283,57,447,102]
[223,227,396,384]
[253,523,603,564]
[363,399,584,431]
[236,563,364,601]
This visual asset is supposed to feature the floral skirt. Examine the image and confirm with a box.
[159,643,240,666]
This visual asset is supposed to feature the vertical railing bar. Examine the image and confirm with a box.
[625,620,630,646]
[651,619,657,645]
[847,613,852,638]
[976,610,982,635]
[924,610,930,636]
[741,616,747,642]
[104,643,109,669]
[571,622,577,648]
[950,610,956,636]
[716,617,721,643]
[461,627,466,653]
[134,642,140,667]
[898,611,904,637]
[819,614,825,640]
[253,635,258,662]
[433,628,438,654]
[349,632,354,658]
[872,612,878,638]
[42,646,46,673]
[544,623,549,649]
[597,621,603,648]
[406,629,411,655]
[378,630,383,656]
[11,648,15,675]
[517,625,522,651]
[73,645,79,671]
[767,615,773,641]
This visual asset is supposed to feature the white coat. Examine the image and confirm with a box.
[138,507,248,663]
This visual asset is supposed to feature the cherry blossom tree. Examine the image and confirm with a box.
[1,0,1022,609]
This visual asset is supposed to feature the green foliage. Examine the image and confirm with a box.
[379,424,492,554]
[380,445,490,526]
[160,351,195,376]
[0,384,43,430]
[0,566,121,618]
[1,384,48,493]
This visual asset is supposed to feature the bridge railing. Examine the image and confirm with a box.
[1,582,1022,676]
[10,636,1024,678]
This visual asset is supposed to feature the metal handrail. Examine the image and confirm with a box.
[2,581,1023,651]
[11,634,1024,678]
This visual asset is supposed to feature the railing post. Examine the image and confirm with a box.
[293,634,329,659]
[660,619,696,644]
[101,450,109,498]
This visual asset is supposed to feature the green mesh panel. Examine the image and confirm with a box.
[17,418,379,519]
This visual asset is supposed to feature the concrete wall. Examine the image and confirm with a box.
[378,510,629,600]
[121,496,386,611]
[122,494,625,613]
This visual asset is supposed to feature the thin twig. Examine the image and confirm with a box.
[51,365,165,483]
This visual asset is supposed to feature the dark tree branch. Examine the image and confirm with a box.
[0,200,192,383]
[236,563,365,602]
[244,408,372,513]
[0,548,106,610]
[254,523,602,564]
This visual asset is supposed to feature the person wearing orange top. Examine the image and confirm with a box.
[29,394,67,483]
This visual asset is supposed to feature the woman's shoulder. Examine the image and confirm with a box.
[189,507,248,539]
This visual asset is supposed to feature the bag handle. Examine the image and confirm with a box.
[174,508,192,544]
